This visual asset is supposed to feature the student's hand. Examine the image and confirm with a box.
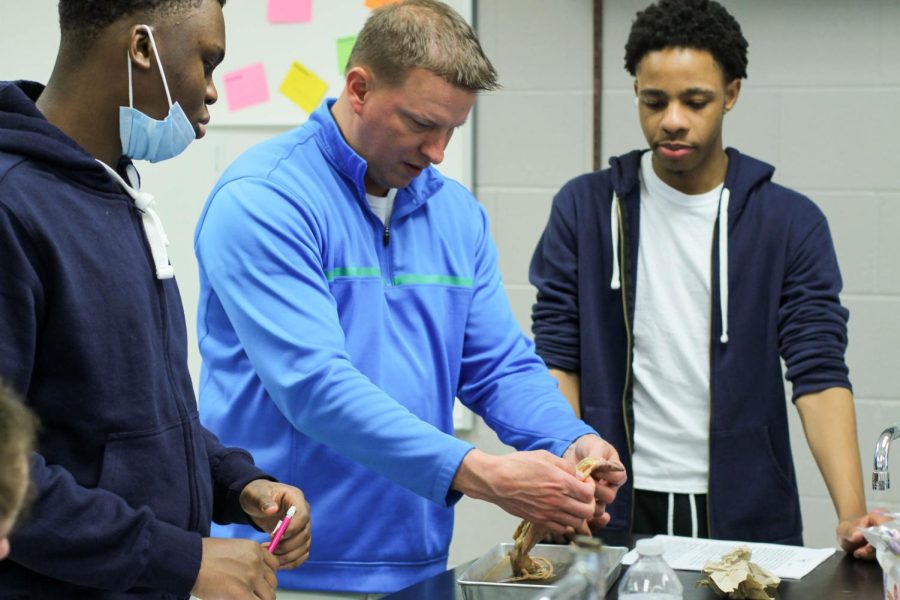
[563,434,627,529]
[452,448,597,534]
[192,537,279,600]
[837,509,894,560]
[240,479,312,569]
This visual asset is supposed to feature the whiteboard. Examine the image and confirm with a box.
[0,0,473,388]
[213,0,472,185]
[0,0,472,187]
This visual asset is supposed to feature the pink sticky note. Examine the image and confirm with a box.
[268,0,312,24]
[223,63,270,112]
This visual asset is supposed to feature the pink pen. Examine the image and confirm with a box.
[268,505,296,554]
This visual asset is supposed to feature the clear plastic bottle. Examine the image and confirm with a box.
[531,535,608,600]
[616,538,683,599]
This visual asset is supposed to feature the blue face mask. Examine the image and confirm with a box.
[119,25,196,163]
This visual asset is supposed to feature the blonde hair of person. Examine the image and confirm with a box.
[347,0,499,92]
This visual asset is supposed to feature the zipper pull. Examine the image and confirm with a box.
[383,224,390,246]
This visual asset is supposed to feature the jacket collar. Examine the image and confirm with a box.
[310,99,444,218]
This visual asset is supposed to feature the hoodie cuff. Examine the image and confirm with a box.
[135,518,202,596]
[211,449,276,527]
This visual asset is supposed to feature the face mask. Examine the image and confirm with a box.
[119,25,196,163]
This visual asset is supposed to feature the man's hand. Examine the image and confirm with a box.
[838,509,894,560]
[563,434,627,529]
[240,479,312,569]
[451,448,597,534]
[192,538,279,600]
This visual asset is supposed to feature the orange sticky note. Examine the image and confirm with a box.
[365,0,400,9]
[279,61,328,114]
[223,63,270,112]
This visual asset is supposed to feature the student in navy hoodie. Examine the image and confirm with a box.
[0,1,311,598]
[530,0,885,558]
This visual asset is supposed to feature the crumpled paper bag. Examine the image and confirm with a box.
[860,521,900,600]
[696,545,780,599]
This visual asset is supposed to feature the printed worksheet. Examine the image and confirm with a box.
[620,535,835,579]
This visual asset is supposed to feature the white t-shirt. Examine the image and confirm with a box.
[631,152,722,494]
[366,188,397,225]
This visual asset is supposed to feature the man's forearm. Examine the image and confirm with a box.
[796,386,867,521]
[450,449,496,499]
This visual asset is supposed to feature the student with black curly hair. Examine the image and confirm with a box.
[0,1,311,597]
[530,0,884,557]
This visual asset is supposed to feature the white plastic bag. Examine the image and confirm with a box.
[860,521,900,600]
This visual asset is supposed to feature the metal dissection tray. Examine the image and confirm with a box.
[457,542,627,600]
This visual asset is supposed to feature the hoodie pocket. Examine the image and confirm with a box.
[709,425,801,542]
[98,421,196,530]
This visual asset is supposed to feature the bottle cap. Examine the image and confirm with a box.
[635,538,664,556]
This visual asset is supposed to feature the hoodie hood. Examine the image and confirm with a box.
[0,80,175,279]
[607,147,776,209]
[0,80,120,194]
[605,147,777,343]
[606,150,644,290]
[608,149,644,199]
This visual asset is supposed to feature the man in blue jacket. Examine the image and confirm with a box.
[0,1,311,598]
[530,0,882,558]
[195,0,626,595]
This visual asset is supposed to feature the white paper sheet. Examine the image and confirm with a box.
[620,535,835,580]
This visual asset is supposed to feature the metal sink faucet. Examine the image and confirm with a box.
[873,423,900,490]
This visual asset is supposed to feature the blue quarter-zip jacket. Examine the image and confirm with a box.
[195,99,596,593]
[0,81,271,599]
[530,149,851,545]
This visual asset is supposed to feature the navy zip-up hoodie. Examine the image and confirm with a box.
[0,81,270,599]
[530,148,851,545]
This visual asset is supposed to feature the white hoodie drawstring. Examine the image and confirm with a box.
[610,195,621,290]
[96,160,174,280]
[717,188,730,344]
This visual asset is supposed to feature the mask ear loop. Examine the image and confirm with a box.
[140,25,175,108]
[126,50,134,108]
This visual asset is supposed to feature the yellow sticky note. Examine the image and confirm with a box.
[279,61,328,114]
[365,0,400,9]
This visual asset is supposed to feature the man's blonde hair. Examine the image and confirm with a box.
[347,0,498,92]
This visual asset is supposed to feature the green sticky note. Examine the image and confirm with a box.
[337,35,357,75]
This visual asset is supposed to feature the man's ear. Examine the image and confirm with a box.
[723,78,741,113]
[345,66,373,114]
[127,25,154,72]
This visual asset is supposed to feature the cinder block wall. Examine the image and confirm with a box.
[449,0,596,566]
[451,0,900,565]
